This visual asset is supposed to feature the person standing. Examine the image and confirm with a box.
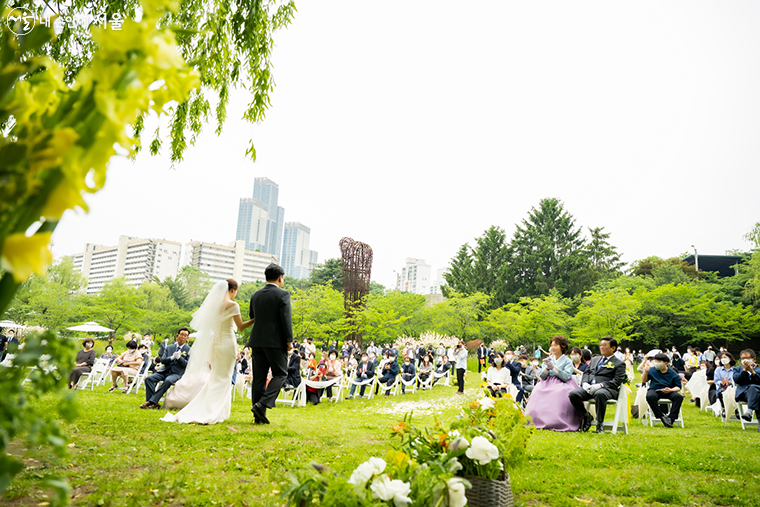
[247,264,293,425]
[454,342,468,395]
[476,343,487,373]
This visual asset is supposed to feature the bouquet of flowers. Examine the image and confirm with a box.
[285,397,532,507]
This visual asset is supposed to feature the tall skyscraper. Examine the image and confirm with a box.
[235,177,285,258]
[282,222,318,279]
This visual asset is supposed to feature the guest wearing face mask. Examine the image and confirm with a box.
[417,355,433,389]
[323,351,342,402]
[502,350,524,402]
[347,352,375,398]
[486,352,510,397]
[518,354,537,395]
[69,338,97,389]
[734,348,760,425]
[400,355,416,394]
[570,347,585,375]
[641,353,683,428]
[713,352,736,411]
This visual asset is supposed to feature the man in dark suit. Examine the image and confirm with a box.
[141,328,191,409]
[568,336,626,433]
[348,352,375,398]
[476,343,487,373]
[247,263,293,425]
[734,348,760,427]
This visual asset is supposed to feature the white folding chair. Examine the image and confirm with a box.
[645,395,685,428]
[77,359,110,390]
[417,373,433,390]
[275,383,301,407]
[737,401,759,430]
[347,376,377,400]
[399,374,417,395]
[587,385,630,434]
[295,377,343,407]
[432,369,450,387]
[720,385,740,424]
[126,357,152,394]
[321,375,343,402]
[378,374,401,397]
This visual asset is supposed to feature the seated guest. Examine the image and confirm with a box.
[348,353,375,398]
[137,344,151,374]
[306,353,318,375]
[69,338,96,389]
[324,350,342,402]
[432,355,449,385]
[376,351,399,397]
[641,353,683,428]
[714,352,736,410]
[306,361,327,405]
[368,351,378,368]
[486,352,510,397]
[701,359,717,406]
[417,355,433,388]
[346,354,359,377]
[503,350,524,402]
[151,335,170,373]
[140,328,190,409]
[518,354,537,394]
[734,348,760,426]
[109,340,144,393]
[286,349,302,389]
[671,353,686,375]
[100,345,117,365]
[570,347,585,375]
[525,336,581,432]
[581,349,592,369]
[568,336,626,434]
[400,355,416,394]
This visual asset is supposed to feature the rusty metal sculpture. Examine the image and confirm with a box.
[339,237,373,346]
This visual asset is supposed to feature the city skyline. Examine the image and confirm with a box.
[50,1,760,290]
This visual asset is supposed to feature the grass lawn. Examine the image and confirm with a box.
[4,369,760,507]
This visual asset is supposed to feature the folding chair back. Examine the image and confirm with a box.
[126,357,152,394]
[77,358,110,390]
[737,401,759,430]
[399,374,417,394]
[587,385,629,434]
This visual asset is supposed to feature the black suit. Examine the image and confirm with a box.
[568,355,626,429]
[286,351,301,388]
[349,360,375,397]
[477,346,487,372]
[247,283,293,411]
[144,342,191,404]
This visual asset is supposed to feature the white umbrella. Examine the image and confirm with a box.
[0,320,26,329]
[67,322,114,333]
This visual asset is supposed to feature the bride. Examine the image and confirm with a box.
[160,278,253,424]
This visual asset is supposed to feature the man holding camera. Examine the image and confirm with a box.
[734,348,760,428]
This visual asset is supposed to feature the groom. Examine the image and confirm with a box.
[247,263,293,424]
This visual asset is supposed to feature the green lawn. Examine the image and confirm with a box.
[4,370,760,507]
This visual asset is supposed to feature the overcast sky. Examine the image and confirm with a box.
[52,0,760,289]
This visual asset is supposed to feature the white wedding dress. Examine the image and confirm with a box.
[160,301,239,424]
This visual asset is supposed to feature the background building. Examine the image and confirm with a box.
[184,240,278,283]
[281,222,318,279]
[430,267,449,295]
[72,236,182,294]
[398,258,432,295]
[235,177,285,259]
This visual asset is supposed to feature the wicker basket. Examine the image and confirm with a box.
[464,473,513,507]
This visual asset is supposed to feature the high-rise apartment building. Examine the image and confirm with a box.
[235,177,285,259]
[398,258,432,295]
[184,240,278,284]
[72,235,182,294]
[281,222,318,279]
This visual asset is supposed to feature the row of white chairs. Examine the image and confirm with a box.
[686,369,758,430]
[76,357,153,394]
[272,369,452,407]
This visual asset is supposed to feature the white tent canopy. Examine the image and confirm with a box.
[0,320,26,329]
[67,322,114,333]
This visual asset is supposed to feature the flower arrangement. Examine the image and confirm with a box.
[393,332,460,351]
[284,397,532,507]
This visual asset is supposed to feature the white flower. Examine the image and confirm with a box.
[448,429,461,437]
[449,436,470,453]
[348,457,386,487]
[478,397,495,410]
[370,474,412,507]
[447,457,463,474]
[367,457,386,475]
[465,436,499,465]
[446,478,468,507]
